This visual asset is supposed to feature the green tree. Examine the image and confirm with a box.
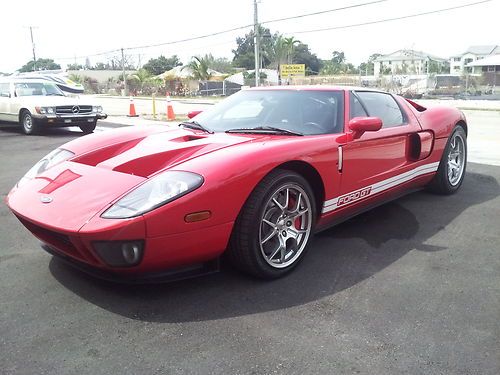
[232,26,278,69]
[142,55,182,76]
[358,53,382,75]
[291,43,321,75]
[67,63,83,70]
[184,56,212,81]
[283,36,301,64]
[202,54,234,74]
[19,58,61,72]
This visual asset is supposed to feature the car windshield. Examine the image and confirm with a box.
[14,82,65,97]
[193,89,344,135]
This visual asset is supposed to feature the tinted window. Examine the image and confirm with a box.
[350,93,368,118]
[194,89,344,135]
[355,91,404,127]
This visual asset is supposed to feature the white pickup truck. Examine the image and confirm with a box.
[0,78,107,135]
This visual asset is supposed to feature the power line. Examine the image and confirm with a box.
[290,0,493,34]
[260,0,387,25]
[54,0,389,60]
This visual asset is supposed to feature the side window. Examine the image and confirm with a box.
[349,93,368,118]
[355,91,405,128]
[0,83,10,97]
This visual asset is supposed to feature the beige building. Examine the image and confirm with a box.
[373,50,446,76]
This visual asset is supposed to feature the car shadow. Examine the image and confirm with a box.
[0,122,85,137]
[49,167,499,323]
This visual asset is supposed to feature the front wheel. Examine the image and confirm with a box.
[20,110,40,135]
[79,120,97,134]
[427,125,467,194]
[228,169,316,279]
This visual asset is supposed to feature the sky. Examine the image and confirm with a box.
[0,0,499,73]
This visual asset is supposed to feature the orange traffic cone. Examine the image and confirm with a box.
[128,96,139,117]
[166,92,176,121]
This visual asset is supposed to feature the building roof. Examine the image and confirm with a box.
[374,49,446,62]
[467,54,500,67]
[452,45,500,57]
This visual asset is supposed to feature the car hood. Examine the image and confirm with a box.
[17,95,96,107]
[70,128,256,178]
[7,128,256,231]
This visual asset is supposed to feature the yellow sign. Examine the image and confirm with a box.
[280,64,306,77]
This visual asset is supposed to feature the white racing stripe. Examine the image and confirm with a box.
[322,162,439,214]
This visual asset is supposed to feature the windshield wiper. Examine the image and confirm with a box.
[179,120,213,134]
[45,93,64,96]
[226,126,303,136]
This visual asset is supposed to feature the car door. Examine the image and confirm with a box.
[327,90,424,213]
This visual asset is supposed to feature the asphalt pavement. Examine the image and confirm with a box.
[0,120,499,375]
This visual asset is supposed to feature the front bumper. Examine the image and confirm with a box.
[43,244,220,284]
[33,113,108,126]
[13,213,232,283]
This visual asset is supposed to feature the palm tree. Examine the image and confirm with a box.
[283,37,301,64]
[184,56,212,81]
[269,36,288,69]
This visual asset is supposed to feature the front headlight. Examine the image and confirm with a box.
[93,106,103,113]
[35,107,56,115]
[101,171,204,219]
[17,148,74,188]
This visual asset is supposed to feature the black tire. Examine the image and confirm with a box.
[79,121,97,134]
[427,125,467,195]
[20,110,40,135]
[228,169,316,279]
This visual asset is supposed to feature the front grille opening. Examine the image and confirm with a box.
[18,217,87,261]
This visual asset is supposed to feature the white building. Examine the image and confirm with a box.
[373,50,446,76]
[450,45,500,75]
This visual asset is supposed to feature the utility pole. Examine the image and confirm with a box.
[29,26,37,71]
[253,0,260,87]
[121,48,127,96]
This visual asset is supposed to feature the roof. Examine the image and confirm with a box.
[465,45,499,55]
[467,54,500,67]
[375,49,446,62]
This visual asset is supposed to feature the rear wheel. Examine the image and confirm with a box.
[228,169,316,279]
[20,110,40,135]
[427,125,467,194]
[79,120,97,134]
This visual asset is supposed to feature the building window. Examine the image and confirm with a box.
[453,57,461,62]
[488,66,495,72]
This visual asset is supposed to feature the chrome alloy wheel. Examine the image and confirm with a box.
[259,184,313,268]
[447,132,466,186]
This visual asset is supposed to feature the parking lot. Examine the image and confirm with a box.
[0,111,499,375]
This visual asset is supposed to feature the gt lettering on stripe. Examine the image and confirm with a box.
[337,186,372,207]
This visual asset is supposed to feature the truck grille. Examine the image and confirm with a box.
[56,105,93,115]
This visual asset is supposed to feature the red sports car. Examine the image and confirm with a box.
[6,86,467,282]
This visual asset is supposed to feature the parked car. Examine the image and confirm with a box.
[0,78,106,135]
[6,86,467,282]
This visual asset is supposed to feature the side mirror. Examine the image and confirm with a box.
[348,117,382,139]
[187,110,202,119]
